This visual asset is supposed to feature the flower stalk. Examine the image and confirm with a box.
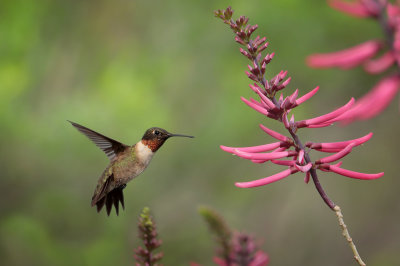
[134,207,163,266]
[215,6,383,265]
[199,206,269,266]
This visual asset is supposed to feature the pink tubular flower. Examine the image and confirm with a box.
[306,132,373,152]
[215,6,383,195]
[315,143,355,164]
[306,40,382,69]
[363,51,396,74]
[249,251,269,266]
[235,169,297,188]
[200,206,269,266]
[322,164,384,180]
[328,0,380,18]
[308,1,400,123]
[232,149,297,161]
[220,142,282,153]
[296,98,354,128]
[336,75,400,124]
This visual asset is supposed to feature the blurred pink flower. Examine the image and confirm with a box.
[307,40,382,69]
[328,0,380,18]
[307,0,400,123]
[336,75,400,123]
[200,206,269,266]
[213,233,269,266]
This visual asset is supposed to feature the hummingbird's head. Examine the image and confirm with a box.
[141,127,194,152]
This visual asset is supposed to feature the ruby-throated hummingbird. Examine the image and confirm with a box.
[69,121,194,216]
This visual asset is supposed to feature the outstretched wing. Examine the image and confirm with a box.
[69,120,128,160]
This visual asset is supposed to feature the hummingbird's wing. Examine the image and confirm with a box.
[69,121,128,160]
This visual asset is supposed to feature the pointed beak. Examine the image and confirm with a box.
[168,133,194,138]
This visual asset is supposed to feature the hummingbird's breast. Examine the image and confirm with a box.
[112,142,154,185]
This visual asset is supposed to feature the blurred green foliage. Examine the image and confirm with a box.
[1,0,399,265]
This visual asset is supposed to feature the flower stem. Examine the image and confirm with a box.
[374,0,394,47]
[334,205,366,266]
[288,130,336,209]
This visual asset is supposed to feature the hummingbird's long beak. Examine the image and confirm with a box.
[168,133,194,138]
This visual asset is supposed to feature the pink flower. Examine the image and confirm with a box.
[250,251,269,266]
[296,98,355,128]
[235,169,297,188]
[321,164,384,180]
[306,40,382,69]
[307,1,400,123]
[216,6,383,208]
[328,0,380,18]
[363,51,396,74]
[305,132,373,152]
[336,75,400,123]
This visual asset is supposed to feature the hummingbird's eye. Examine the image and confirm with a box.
[154,130,160,135]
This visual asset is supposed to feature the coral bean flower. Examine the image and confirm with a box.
[307,0,400,123]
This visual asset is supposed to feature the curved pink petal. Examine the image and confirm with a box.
[220,142,281,153]
[304,171,310,184]
[307,40,382,69]
[249,251,270,266]
[233,149,297,160]
[387,3,400,19]
[294,162,312,173]
[296,98,354,128]
[307,123,334,128]
[363,51,395,74]
[295,86,319,106]
[250,84,276,109]
[319,161,343,172]
[235,168,296,188]
[307,132,373,151]
[297,149,305,164]
[252,159,269,164]
[271,159,295,166]
[328,0,378,18]
[213,257,227,266]
[259,124,291,142]
[316,143,354,164]
[241,97,270,116]
[337,75,400,124]
[328,165,384,179]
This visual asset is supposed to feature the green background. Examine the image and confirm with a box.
[1,0,399,265]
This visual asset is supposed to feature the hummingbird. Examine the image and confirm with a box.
[69,121,194,216]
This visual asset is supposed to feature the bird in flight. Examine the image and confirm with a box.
[69,121,194,216]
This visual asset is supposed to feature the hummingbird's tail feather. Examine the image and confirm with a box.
[93,185,126,216]
[96,197,106,212]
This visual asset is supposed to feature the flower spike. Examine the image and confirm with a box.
[216,7,383,264]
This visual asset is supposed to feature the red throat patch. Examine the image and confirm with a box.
[141,139,161,152]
